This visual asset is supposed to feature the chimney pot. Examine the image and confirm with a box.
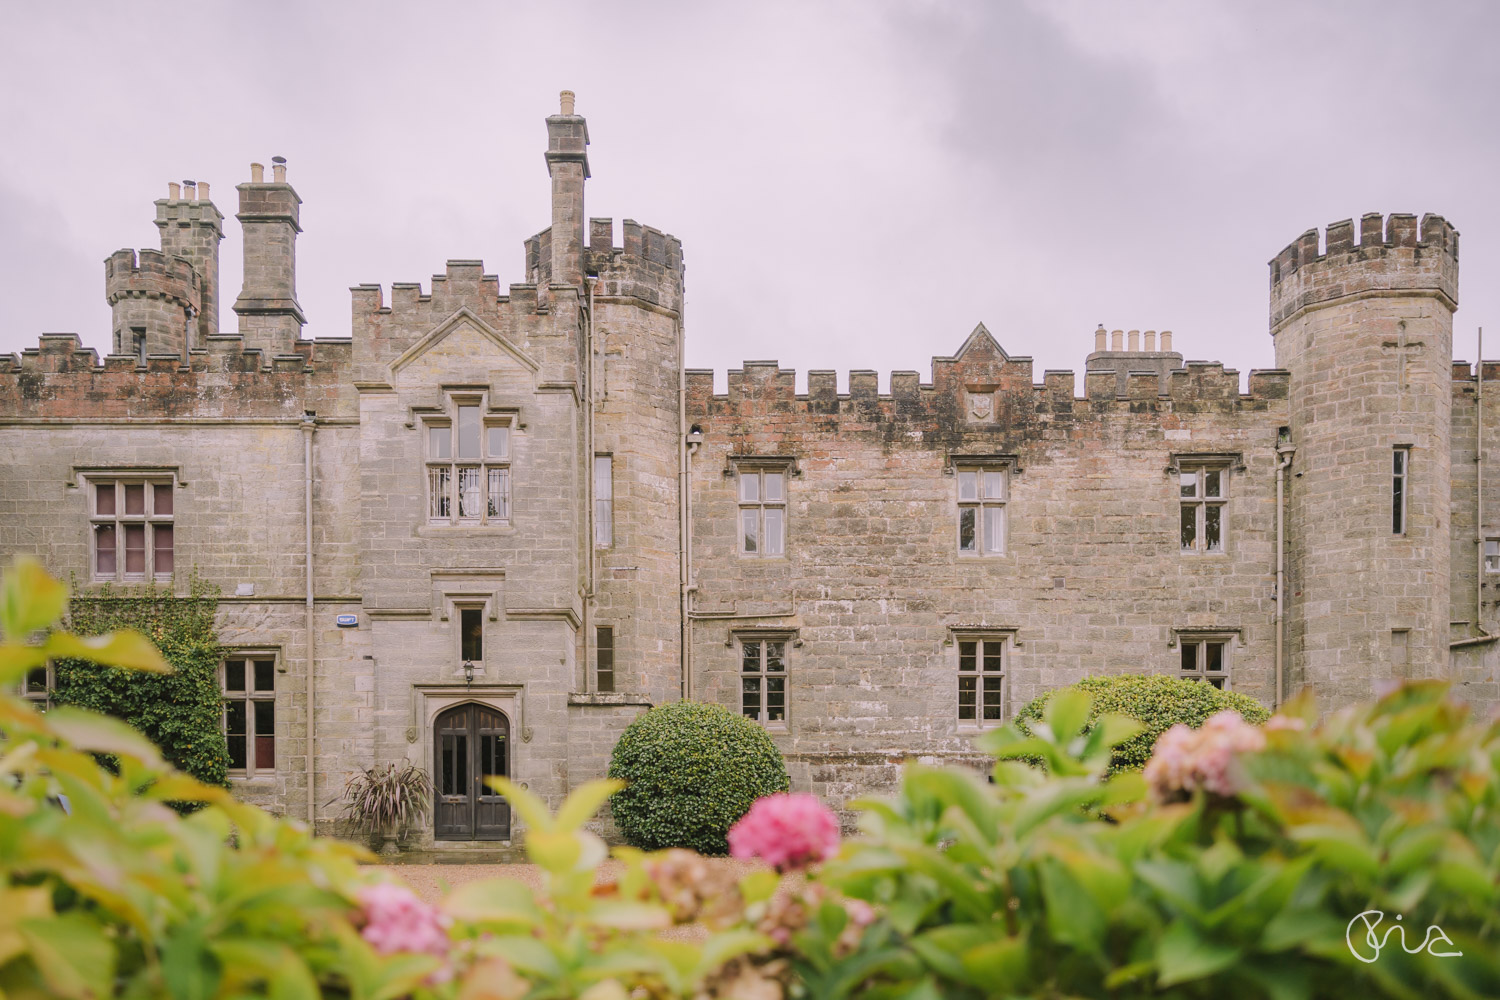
[198,181,210,202]
[560,89,576,115]
[250,162,264,183]
[1128,329,1140,352]
[168,182,181,200]
[271,156,286,183]
[1144,330,1156,351]
[1161,330,1173,352]
[182,180,197,201]
[1111,329,1124,352]
[1094,324,1106,352]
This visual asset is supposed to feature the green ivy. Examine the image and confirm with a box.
[608,700,790,855]
[54,575,230,789]
[1015,673,1270,773]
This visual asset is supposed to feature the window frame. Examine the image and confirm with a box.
[955,464,1009,556]
[1178,463,1229,554]
[89,476,176,582]
[595,625,615,693]
[1392,446,1410,536]
[1485,538,1500,574]
[734,464,789,558]
[424,396,512,526]
[458,605,485,665]
[222,653,277,778]
[594,454,613,548]
[1175,633,1234,690]
[737,633,790,729]
[954,634,1008,728]
[21,662,53,711]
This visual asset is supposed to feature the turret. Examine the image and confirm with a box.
[105,247,200,361]
[233,157,305,355]
[544,90,589,287]
[1272,213,1459,705]
[155,180,224,343]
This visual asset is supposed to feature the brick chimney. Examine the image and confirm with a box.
[233,157,305,353]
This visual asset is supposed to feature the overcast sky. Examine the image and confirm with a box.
[2,1,1496,391]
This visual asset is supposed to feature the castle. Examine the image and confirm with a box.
[2,94,1494,844]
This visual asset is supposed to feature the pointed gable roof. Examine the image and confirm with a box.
[389,307,539,377]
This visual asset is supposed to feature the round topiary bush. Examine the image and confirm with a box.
[608,700,790,855]
[1015,674,1270,773]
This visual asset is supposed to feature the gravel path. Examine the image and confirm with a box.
[371,858,763,905]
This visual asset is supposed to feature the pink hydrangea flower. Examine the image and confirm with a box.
[356,882,452,958]
[728,792,840,871]
[1143,710,1266,801]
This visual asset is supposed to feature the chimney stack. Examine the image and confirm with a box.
[544,89,589,287]
[233,156,305,354]
[155,176,224,344]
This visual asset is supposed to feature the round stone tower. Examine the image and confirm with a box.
[1271,213,1459,705]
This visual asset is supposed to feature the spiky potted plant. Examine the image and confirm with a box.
[341,762,432,856]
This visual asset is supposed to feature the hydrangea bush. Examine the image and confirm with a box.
[11,554,1500,998]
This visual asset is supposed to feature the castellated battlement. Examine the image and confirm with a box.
[523,218,684,312]
[1268,212,1459,331]
[104,248,201,314]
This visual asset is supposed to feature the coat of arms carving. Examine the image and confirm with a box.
[967,391,994,422]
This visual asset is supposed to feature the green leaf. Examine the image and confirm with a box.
[738,868,780,905]
[554,778,625,831]
[45,628,171,673]
[442,877,545,925]
[1044,687,1093,742]
[475,934,564,980]
[0,642,48,686]
[1155,920,1241,987]
[1,555,68,641]
[486,775,553,833]
[43,706,164,764]
[1038,857,1106,954]
[1089,712,1145,752]
[161,922,218,1000]
[17,913,116,1000]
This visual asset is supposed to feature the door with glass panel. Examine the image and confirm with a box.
[433,703,510,840]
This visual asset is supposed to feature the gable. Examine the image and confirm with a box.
[389,308,540,385]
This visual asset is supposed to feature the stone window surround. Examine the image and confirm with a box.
[726,457,797,558]
[1168,452,1243,556]
[1392,445,1412,536]
[21,662,52,710]
[421,390,514,526]
[84,471,179,583]
[1485,538,1500,574]
[734,627,798,732]
[1170,627,1242,690]
[222,650,278,780]
[947,627,1018,727]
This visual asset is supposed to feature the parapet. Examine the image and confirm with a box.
[563,217,685,312]
[104,248,201,314]
[1268,213,1459,331]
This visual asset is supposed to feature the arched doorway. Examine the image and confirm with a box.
[433,703,511,840]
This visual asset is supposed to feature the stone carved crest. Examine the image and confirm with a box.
[967,391,994,422]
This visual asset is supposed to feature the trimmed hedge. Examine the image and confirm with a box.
[1015,674,1270,773]
[608,700,790,855]
[55,577,230,788]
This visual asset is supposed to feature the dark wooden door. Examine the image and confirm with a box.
[433,704,511,840]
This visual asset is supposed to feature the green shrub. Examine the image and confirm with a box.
[54,576,230,788]
[801,681,1500,998]
[608,700,789,855]
[1015,673,1269,772]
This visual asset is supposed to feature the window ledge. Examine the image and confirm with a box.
[417,524,515,537]
[228,774,278,784]
[567,693,653,707]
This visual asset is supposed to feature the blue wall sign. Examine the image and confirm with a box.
[335,614,359,628]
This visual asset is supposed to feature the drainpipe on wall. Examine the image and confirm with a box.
[302,411,317,827]
[583,278,596,690]
[1477,328,1492,643]
[1274,440,1295,709]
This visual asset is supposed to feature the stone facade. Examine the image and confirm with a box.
[1,97,1496,844]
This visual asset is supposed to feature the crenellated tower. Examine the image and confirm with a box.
[105,180,219,360]
[1271,212,1459,705]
